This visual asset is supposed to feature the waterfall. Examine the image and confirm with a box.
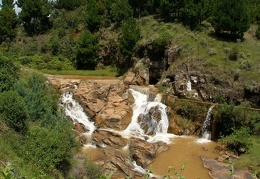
[197,105,214,143]
[187,80,192,91]
[60,88,175,144]
[60,91,96,135]
[123,89,175,143]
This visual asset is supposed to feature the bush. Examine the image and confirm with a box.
[14,73,59,122]
[214,103,247,138]
[228,46,239,61]
[17,54,75,71]
[23,122,76,175]
[173,100,208,122]
[249,111,260,136]
[221,127,253,155]
[0,91,28,132]
[256,25,260,39]
[0,55,19,92]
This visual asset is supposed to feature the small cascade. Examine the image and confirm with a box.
[60,91,96,135]
[187,80,192,91]
[124,89,174,143]
[197,105,214,143]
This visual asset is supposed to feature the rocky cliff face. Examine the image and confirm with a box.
[125,42,260,107]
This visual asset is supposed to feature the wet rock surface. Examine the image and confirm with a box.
[201,156,255,179]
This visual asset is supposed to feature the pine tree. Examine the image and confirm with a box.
[19,0,52,35]
[0,5,17,43]
[85,0,102,32]
[211,0,250,39]
[76,31,99,70]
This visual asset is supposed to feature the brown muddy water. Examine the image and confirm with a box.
[83,136,218,179]
[150,136,217,179]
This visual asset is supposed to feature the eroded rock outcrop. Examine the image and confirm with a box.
[201,156,255,179]
[130,138,170,168]
[47,75,133,131]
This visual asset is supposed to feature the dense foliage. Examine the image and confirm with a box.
[0,55,84,178]
[0,90,28,132]
[0,5,17,43]
[19,0,52,35]
[76,30,99,70]
[119,18,140,64]
[0,55,19,92]
[210,0,250,39]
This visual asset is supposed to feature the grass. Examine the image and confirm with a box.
[40,66,118,77]
[137,16,260,83]
[234,137,260,176]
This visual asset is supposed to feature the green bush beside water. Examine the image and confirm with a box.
[0,56,103,178]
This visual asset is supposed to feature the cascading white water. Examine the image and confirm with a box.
[60,91,96,135]
[123,89,175,143]
[197,105,214,143]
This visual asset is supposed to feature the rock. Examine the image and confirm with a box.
[167,45,181,65]
[92,130,127,148]
[201,156,255,179]
[73,123,87,133]
[124,69,149,86]
[124,72,135,85]
[101,149,144,178]
[129,138,169,168]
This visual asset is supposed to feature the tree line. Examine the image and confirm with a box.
[0,0,259,71]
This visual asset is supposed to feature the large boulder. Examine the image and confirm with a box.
[129,138,170,167]
[92,130,127,148]
[101,149,145,178]
[74,80,133,130]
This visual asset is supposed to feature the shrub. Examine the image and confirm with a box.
[214,103,247,138]
[0,55,19,92]
[23,122,76,175]
[0,91,28,132]
[173,101,208,122]
[14,73,58,122]
[249,111,260,136]
[228,46,239,61]
[221,127,252,155]
[256,25,260,39]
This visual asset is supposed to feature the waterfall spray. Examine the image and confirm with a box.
[60,91,96,135]
[197,105,215,143]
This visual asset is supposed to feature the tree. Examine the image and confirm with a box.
[0,55,19,92]
[181,0,212,30]
[2,0,13,7]
[76,31,99,70]
[119,17,140,68]
[110,0,133,24]
[211,0,250,39]
[0,91,28,132]
[85,0,102,32]
[54,0,86,10]
[159,0,184,21]
[19,0,52,35]
[0,5,18,43]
